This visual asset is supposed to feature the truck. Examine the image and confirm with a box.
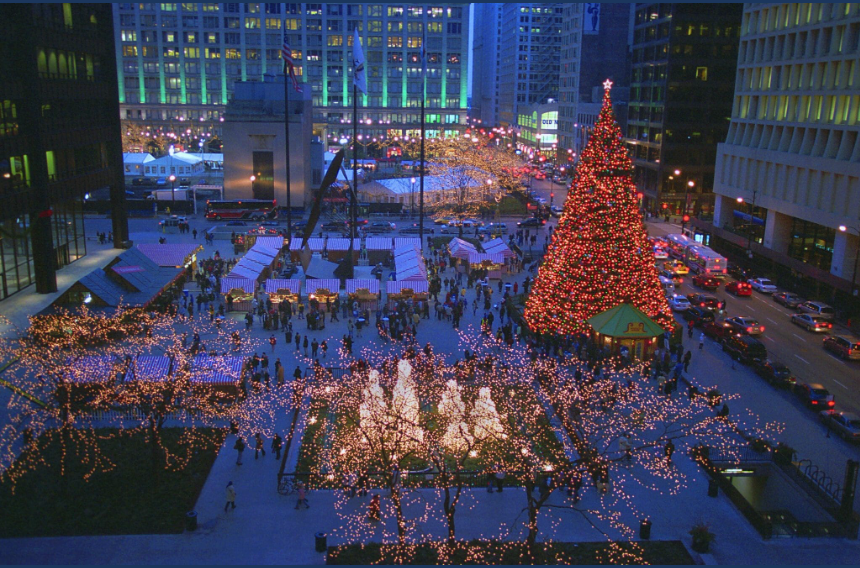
[146,188,192,201]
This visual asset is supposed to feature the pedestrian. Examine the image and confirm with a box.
[276,359,285,386]
[717,403,730,419]
[269,334,277,352]
[193,228,198,240]
[494,465,505,492]
[311,338,319,358]
[271,433,283,460]
[295,332,301,351]
[303,335,309,357]
[295,482,310,509]
[367,494,381,521]
[224,481,236,512]
[699,332,705,350]
[664,439,675,465]
[687,319,694,338]
[234,436,245,465]
[683,350,692,372]
[390,463,401,497]
[254,433,266,459]
[320,340,328,359]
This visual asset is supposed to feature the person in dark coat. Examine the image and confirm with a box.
[271,433,283,460]
[254,433,266,459]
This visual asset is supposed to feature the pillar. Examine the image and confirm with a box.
[832,230,859,285]
[763,209,792,255]
[712,195,732,230]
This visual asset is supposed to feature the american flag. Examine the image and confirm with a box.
[281,25,301,92]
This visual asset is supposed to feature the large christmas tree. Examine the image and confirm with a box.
[524,80,674,336]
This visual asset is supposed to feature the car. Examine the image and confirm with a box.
[702,320,736,342]
[653,247,668,260]
[822,335,860,360]
[348,218,369,227]
[658,269,684,285]
[156,177,167,186]
[754,360,797,389]
[648,236,667,248]
[658,275,675,296]
[533,172,547,180]
[692,274,720,290]
[460,219,483,228]
[225,221,247,227]
[749,278,778,294]
[796,301,836,320]
[366,221,395,233]
[478,223,509,235]
[725,280,752,296]
[727,263,752,282]
[399,224,422,234]
[534,197,548,205]
[517,217,546,228]
[683,306,716,327]
[686,293,724,312]
[795,382,835,410]
[722,334,767,365]
[663,261,689,275]
[550,205,564,218]
[724,316,765,335]
[773,291,805,308]
[819,411,860,443]
[433,217,452,225]
[321,221,347,232]
[668,295,692,312]
[790,313,834,333]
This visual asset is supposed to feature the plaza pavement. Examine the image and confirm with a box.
[2,216,860,564]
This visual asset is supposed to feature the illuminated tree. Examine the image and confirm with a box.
[524,81,674,336]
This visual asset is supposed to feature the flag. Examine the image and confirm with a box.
[352,29,366,94]
[281,24,301,92]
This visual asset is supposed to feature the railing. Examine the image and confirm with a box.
[277,469,542,493]
[781,459,843,507]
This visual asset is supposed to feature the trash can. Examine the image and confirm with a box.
[639,519,651,540]
[708,478,719,498]
[185,511,198,532]
[315,532,327,552]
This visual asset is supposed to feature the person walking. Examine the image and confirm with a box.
[234,436,245,465]
[367,494,381,521]
[295,332,301,352]
[687,319,694,338]
[664,439,675,465]
[224,481,236,512]
[303,335,309,357]
[295,482,310,509]
[320,340,328,359]
[269,335,277,352]
[699,332,705,350]
[683,350,692,373]
[276,359,285,387]
[254,433,266,459]
[271,433,283,460]
[494,465,506,493]
[311,338,319,359]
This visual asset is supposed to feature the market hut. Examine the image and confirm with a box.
[448,238,478,272]
[482,238,516,268]
[253,235,287,253]
[220,277,256,311]
[289,237,326,262]
[468,252,506,280]
[125,355,172,382]
[305,278,341,312]
[366,237,393,265]
[394,237,421,250]
[586,303,665,361]
[62,356,125,408]
[386,279,429,309]
[137,243,204,270]
[346,278,381,310]
[325,238,361,263]
[264,278,301,305]
[190,354,246,402]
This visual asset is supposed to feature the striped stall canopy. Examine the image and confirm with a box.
[468,252,506,265]
[365,237,393,250]
[289,238,327,251]
[305,279,341,296]
[482,238,516,259]
[64,356,122,383]
[394,237,421,249]
[346,279,380,295]
[250,246,278,259]
[387,279,429,295]
[244,250,275,267]
[325,238,361,251]
[127,355,171,382]
[190,354,245,385]
[448,238,478,259]
[228,264,262,281]
[136,244,203,267]
[221,277,256,294]
[253,236,286,251]
[264,279,301,295]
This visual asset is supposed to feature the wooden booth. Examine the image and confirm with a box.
[62,356,125,409]
[482,238,516,273]
[221,277,256,311]
[289,237,326,263]
[386,279,429,309]
[448,238,478,273]
[264,279,300,305]
[346,278,381,311]
[305,278,341,312]
[468,252,506,280]
[190,354,245,402]
[325,238,361,263]
[366,237,394,265]
[586,304,665,361]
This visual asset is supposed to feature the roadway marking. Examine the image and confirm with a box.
[833,379,848,390]
[794,355,810,364]
[791,333,807,343]
[766,317,778,325]
[762,336,774,342]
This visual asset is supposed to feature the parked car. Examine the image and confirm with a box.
[686,293,724,312]
[534,197,548,205]
[822,335,860,360]
[754,360,796,388]
[321,221,347,232]
[533,172,547,180]
[433,217,452,225]
[478,223,509,235]
[795,382,835,410]
[725,280,752,296]
[790,313,834,333]
[702,320,736,342]
[773,291,804,308]
[668,295,692,312]
[399,224,422,234]
[749,278,778,293]
[517,217,546,228]
[653,247,668,260]
[683,306,716,327]
[550,205,564,218]
[692,274,720,290]
[819,411,860,443]
[722,334,767,365]
[727,263,751,282]
[663,260,689,276]
[724,316,765,335]
[797,301,836,320]
[366,221,396,233]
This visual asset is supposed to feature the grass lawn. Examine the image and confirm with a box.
[0,427,225,537]
[497,196,528,216]
[327,540,695,565]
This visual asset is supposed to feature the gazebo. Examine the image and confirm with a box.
[586,304,665,361]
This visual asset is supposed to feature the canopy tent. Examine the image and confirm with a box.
[586,303,665,361]
[221,277,256,310]
[244,250,277,268]
[468,252,506,265]
[249,246,278,259]
[253,236,286,251]
[448,238,478,260]
[366,237,393,250]
[228,264,263,282]
[126,355,172,382]
[482,238,516,259]
[386,280,429,295]
[394,237,421,250]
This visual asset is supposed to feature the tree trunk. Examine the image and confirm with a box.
[149,416,162,482]
[525,482,539,561]
[392,489,407,553]
[443,485,456,547]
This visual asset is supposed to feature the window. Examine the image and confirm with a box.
[447,23,462,34]
[205,32,218,43]
[388,37,403,48]
[447,53,460,64]
[388,6,403,17]
[244,17,259,29]
[265,3,280,14]
[184,47,199,58]
[224,17,239,28]
[123,45,138,57]
[121,30,137,42]
[328,35,343,47]
[205,47,220,58]
[265,18,280,29]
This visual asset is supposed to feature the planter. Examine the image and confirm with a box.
[691,537,711,553]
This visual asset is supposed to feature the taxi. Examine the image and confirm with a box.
[662,260,689,276]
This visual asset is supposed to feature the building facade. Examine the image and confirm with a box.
[515,102,559,159]
[625,3,742,217]
[113,3,470,150]
[0,4,128,300]
[557,3,583,164]
[497,4,564,128]
[709,3,860,305]
[469,3,502,128]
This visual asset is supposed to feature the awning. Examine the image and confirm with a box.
[244,250,275,267]
[64,356,121,383]
[325,238,361,251]
[127,355,171,382]
[190,354,245,385]
[482,238,516,259]
[346,279,380,295]
[387,280,429,295]
[221,277,256,294]
[448,238,478,259]
[253,236,286,251]
[394,237,421,249]
[469,252,505,264]
[264,279,301,295]
[136,244,203,267]
[305,279,341,296]
[366,237,393,250]
[228,264,262,281]
[290,238,327,251]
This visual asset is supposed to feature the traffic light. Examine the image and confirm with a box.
[682,215,690,223]
[550,193,555,198]
[661,203,668,210]
[636,192,644,200]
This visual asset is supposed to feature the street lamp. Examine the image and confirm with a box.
[838,224,860,297]
[682,180,694,233]
[250,175,256,199]
[168,174,176,211]
[410,177,416,217]
[737,189,758,259]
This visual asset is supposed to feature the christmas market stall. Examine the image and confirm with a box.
[482,238,517,272]
[468,252,506,280]
[346,278,381,311]
[366,237,394,265]
[447,238,478,272]
[325,237,361,263]
[394,237,421,250]
[220,277,256,311]
[190,354,246,402]
[386,279,429,309]
[586,304,665,361]
[124,355,172,383]
[305,278,341,312]
[264,278,301,305]
[137,243,204,270]
[62,356,126,408]
[289,237,326,263]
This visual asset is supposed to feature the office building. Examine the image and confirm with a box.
[708,3,860,303]
[470,3,502,127]
[497,4,564,128]
[515,101,559,159]
[557,3,583,164]
[0,4,128,300]
[113,3,470,150]
[625,3,742,217]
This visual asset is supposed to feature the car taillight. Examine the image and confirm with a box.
[811,400,818,405]
[701,303,705,307]
[746,327,752,332]
[827,401,835,407]
[760,326,765,332]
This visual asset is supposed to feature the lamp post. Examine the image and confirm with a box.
[737,188,758,259]
[682,180,694,233]
[838,224,860,297]
[168,174,176,212]
[250,174,256,199]
[410,176,416,217]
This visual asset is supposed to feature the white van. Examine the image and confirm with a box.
[658,275,675,296]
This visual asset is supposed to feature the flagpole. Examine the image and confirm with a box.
[419,74,425,246]
[349,81,358,279]
[284,61,293,241]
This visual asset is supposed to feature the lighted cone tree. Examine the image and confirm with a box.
[524,79,674,336]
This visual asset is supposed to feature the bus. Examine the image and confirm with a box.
[205,199,277,221]
[685,245,728,276]
[664,233,699,259]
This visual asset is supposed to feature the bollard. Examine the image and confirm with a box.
[185,511,198,532]
[708,478,719,498]
[639,519,651,540]
[315,532,327,553]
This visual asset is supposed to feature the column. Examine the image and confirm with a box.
[763,209,792,254]
[831,230,859,285]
